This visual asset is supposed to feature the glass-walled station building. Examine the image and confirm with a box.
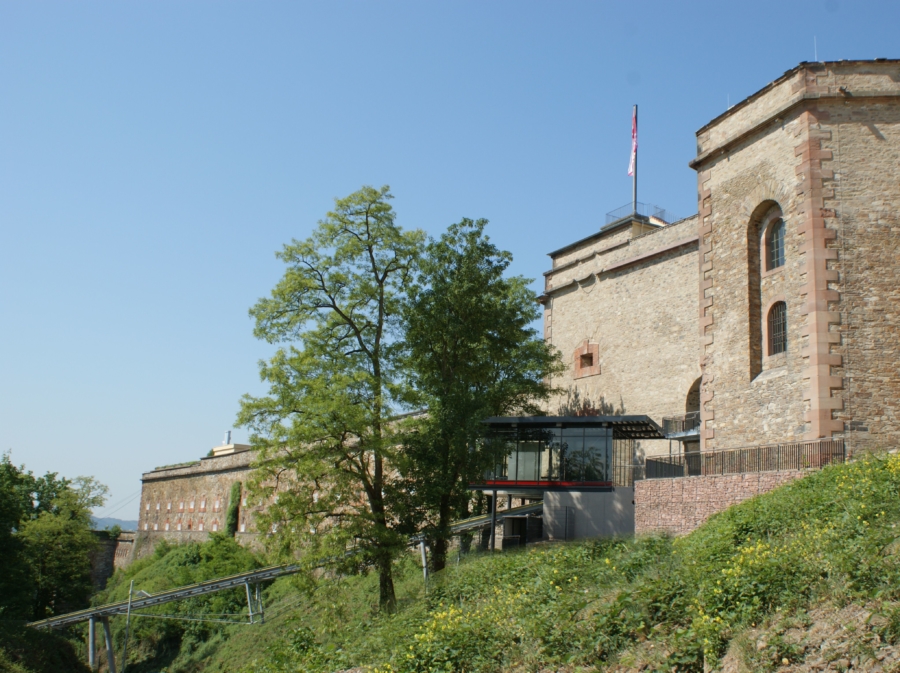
[471,416,664,545]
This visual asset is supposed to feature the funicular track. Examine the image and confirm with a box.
[28,501,543,670]
[27,563,299,630]
[32,501,542,631]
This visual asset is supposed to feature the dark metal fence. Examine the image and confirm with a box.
[662,412,701,436]
[644,438,845,479]
[612,463,645,487]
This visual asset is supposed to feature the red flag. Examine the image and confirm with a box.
[627,107,637,176]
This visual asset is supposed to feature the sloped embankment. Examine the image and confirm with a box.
[227,454,900,673]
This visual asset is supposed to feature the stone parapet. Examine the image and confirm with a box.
[543,215,698,292]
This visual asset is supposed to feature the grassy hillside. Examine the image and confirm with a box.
[226,454,900,672]
[65,454,900,672]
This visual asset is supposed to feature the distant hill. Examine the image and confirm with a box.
[92,517,138,532]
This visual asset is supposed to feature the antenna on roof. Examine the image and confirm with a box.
[814,36,818,62]
[224,430,232,445]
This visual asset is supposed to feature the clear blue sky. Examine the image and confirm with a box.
[2,1,897,522]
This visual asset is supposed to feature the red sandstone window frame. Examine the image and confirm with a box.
[573,340,601,379]
[766,300,788,357]
[764,298,789,356]
[760,208,786,277]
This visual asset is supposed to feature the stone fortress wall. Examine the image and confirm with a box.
[540,213,701,458]
[693,60,900,454]
[135,444,262,558]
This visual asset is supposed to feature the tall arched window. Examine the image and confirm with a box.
[768,302,787,355]
[766,218,785,270]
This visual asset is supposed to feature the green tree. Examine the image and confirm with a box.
[0,454,108,619]
[0,456,34,620]
[400,218,564,571]
[0,453,72,526]
[238,185,425,609]
[19,477,108,618]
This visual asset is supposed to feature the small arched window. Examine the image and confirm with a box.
[766,218,785,270]
[768,302,787,355]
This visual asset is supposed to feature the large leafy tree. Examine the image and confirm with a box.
[19,477,108,618]
[238,185,424,609]
[400,218,564,571]
[0,454,108,619]
[0,455,34,620]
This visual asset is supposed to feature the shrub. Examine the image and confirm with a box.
[226,482,242,537]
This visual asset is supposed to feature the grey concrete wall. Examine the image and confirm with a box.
[543,488,634,540]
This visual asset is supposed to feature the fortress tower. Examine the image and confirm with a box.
[692,59,900,453]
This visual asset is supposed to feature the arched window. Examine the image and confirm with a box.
[768,302,787,355]
[766,218,785,270]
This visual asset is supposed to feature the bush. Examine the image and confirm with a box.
[0,622,90,673]
[94,533,262,672]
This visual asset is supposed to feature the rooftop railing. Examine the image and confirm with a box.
[605,201,677,226]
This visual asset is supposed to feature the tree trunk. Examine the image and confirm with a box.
[432,493,453,572]
[377,551,396,611]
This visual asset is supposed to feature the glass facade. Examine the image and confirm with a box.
[486,426,614,487]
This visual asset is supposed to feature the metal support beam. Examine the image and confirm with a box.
[122,580,134,673]
[88,616,97,671]
[101,616,117,673]
[245,582,255,624]
[489,490,498,551]
[419,540,429,590]
[255,583,264,624]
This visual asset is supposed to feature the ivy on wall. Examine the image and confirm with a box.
[226,481,241,537]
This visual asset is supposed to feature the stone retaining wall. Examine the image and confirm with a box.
[634,470,806,536]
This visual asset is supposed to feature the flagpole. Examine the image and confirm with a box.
[632,104,638,216]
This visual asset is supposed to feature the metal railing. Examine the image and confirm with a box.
[611,463,645,487]
[644,438,845,479]
[662,412,701,437]
[605,201,677,226]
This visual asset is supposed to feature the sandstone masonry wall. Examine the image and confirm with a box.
[634,470,806,536]
[819,90,900,453]
[542,216,700,457]
[89,531,118,590]
[114,531,136,570]
[137,449,262,557]
[693,61,900,454]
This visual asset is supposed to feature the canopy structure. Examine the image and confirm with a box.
[473,416,663,493]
